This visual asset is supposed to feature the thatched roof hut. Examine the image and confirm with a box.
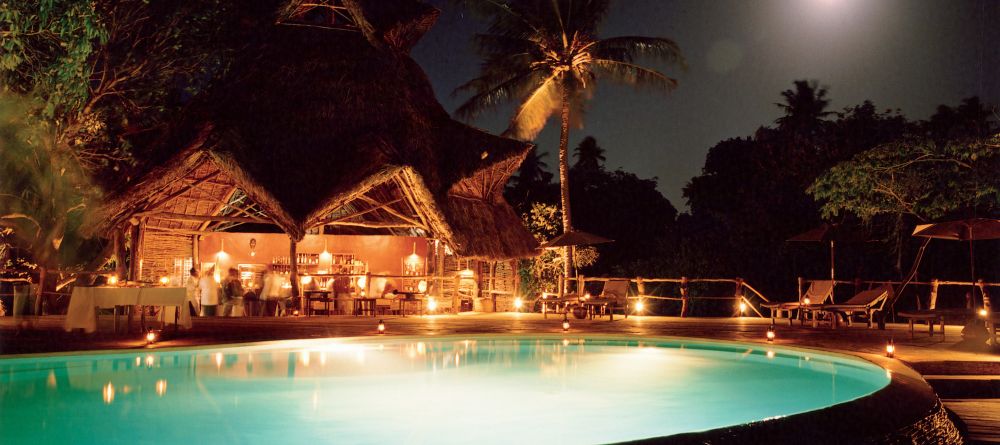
[93,0,537,261]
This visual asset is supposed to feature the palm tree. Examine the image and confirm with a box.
[454,0,684,277]
[573,135,606,171]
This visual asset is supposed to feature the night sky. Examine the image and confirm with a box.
[411,0,1000,209]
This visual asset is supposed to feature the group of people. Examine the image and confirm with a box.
[184,266,292,317]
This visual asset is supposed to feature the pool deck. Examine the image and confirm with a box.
[3,313,999,442]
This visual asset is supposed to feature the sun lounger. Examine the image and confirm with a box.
[761,280,834,325]
[802,284,892,329]
[581,280,630,320]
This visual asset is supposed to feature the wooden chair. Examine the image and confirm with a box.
[762,280,834,326]
[581,280,630,320]
[802,284,892,329]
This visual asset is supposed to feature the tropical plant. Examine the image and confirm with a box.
[572,135,605,172]
[454,0,685,276]
[0,94,99,268]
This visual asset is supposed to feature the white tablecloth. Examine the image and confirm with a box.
[65,286,190,333]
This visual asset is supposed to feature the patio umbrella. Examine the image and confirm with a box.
[787,223,868,282]
[538,230,613,249]
[912,218,1000,300]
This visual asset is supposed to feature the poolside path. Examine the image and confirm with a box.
[3,313,999,442]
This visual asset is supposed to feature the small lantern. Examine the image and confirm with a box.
[159,276,170,286]
[145,329,158,345]
[766,324,775,342]
[427,297,438,312]
[417,280,428,293]
[738,301,747,314]
[107,275,119,286]
[377,320,386,334]
[562,314,570,332]
[513,297,524,311]
[979,308,989,318]
[803,297,811,305]
[885,339,895,358]
[635,300,645,313]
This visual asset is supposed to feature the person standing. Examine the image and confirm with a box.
[199,266,219,316]
[186,267,201,316]
[261,267,287,316]
[221,268,245,317]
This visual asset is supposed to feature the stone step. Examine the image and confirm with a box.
[943,399,1000,444]
[925,375,1000,399]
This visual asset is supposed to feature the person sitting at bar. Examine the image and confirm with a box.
[221,268,245,317]
[261,266,288,316]
[199,266,219,316]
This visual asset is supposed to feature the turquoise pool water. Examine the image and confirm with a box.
[0,336,889,444]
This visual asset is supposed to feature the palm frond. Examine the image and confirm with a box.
[454,68,546,120]
[592,36,686,67]
[591,59,678,91]
[506,72,561,140]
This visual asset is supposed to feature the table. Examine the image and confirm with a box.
[304,290,333,316]
[65,286,189,333]
[353,298,377,317]
[395,293,424,316]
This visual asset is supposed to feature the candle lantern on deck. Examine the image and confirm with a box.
[885,339,895,358]
[145,329,159,345]
[377,320,386,334]
[562,314,570,332]
[766,324,776,342]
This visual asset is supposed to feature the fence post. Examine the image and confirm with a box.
[680,276,689,317]
[34,267,46,315]
[927,279,940,310]
[797,277,804,302]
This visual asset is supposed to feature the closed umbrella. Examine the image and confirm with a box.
[788,223,869,282]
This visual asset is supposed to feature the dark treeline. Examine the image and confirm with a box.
[507,81,999,304]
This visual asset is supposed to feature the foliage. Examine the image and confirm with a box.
[0,93,99,268]
[1,0,242,183]
[810,134,1000,222]
[517,202,597,296]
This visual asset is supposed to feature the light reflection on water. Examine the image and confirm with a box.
[0,337,888,444]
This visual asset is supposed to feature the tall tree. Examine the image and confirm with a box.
[505,146,556,211]
[454,0,685,277]
[573,135,606,172]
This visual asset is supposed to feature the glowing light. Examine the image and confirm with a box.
[158,276,170,286]
[107,275,119,286]
[417,280,428,293]
[459,269,474,278]
[214,352,223,369]
[145,355,155,367]
[250,251,256,257]
[427,297,438,312]
[102,382,115,404]
[377,320,386,334]
[300,275,312,285]
[803,297,811,305]
[292,309,300,317]
[738,301,747,314]
[583,292,591,300]
[766,325,776,342]
[155,379,167,396]
[299,350,311,367]
[766,350,775,359]
[885,339,895,358]
[562,319,570,332]
[979,308,989,317]
[357,275,367,290]
[319,250,333,264]
[145,330,158,345]
[213,272,221,284]
[135,356,142,366]
[635,300,646,313]
[514,297,524,310]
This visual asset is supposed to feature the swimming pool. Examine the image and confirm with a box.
[0,336,890,444]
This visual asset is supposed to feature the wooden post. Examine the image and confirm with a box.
[733,278,744,317]
[680,276,690,317]
[113,227,126,280]
[929,279,939,310]
[290,237,300,315]
[191,235,200,271]
[797,277,804,302]
[34,267,45,315]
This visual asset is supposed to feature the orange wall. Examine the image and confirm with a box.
[199,233,428,275]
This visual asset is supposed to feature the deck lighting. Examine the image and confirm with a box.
[562,314,570,332]
[377,320,386,334]
[979,308,989,318]
[738,301,747,314]
[158,276,170,286]
[107,275,119,286]
[635,300,645,313]
[145,329,158,345]
[292,309,300,317]
[885,339,895,358]
[514,297,524,310]
[766,324,776,342]
[427,297,438,312]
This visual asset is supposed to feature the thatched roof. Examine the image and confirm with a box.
[93,0,538,260]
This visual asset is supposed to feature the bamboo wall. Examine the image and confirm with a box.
[140,232,193,283]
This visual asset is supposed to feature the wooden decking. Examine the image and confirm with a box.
[2,313,999,441]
